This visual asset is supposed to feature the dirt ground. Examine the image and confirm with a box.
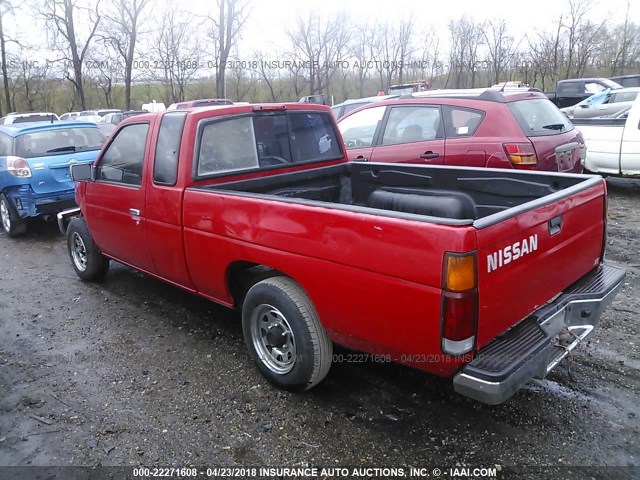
[0,178,638,480]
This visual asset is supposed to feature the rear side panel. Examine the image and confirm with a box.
[474,180,606,347]
[182,188,476,374]
[576,122,624,175]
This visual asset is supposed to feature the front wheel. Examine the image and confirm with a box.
[66,217,110,281]
[0,193,26,237]
[242,276,332,391]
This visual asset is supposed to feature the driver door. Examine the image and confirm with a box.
[338,105,387,162]
[83,122,156,272]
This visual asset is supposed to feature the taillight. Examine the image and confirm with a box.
[441,252,478,355]
[504,143,537,169]
[601,188,608,262]
[7,156,32,178]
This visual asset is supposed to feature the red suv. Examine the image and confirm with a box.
[337,89,585,172]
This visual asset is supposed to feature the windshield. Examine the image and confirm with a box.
[388,86,415,95]
[16,127,105,158]
[508,99,574,137]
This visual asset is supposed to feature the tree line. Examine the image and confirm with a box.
[0,0,639,115]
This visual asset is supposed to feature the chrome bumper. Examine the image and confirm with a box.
[56,207,81,235]
[453,263,626,405]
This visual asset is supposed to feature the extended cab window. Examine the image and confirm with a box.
[97,123,149,186]
[154,112,186,185]
[196,112,341,177]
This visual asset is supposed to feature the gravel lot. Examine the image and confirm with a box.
[0,178,638,479]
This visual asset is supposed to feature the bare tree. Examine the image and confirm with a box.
[0,0,16,114]
[99,0,150,109]
[152,5,201,104]
[206,0,251,98]
[483,19,517,85]
[287,12,351,96]
[40,0,102,109]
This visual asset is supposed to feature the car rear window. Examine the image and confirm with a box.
[196,111,342,177]
[16,127,105,158]
[12,115,57,124]
[507,99,574,137]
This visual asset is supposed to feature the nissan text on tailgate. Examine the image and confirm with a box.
[61,103,624,405]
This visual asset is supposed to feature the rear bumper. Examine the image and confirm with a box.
[453,263,625,405]
[6,186,76,218]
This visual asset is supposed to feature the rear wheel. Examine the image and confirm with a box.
[66,217,110,281]
[0,193,26,238]
[242,276,332,391]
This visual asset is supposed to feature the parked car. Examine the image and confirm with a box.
[298,95,330,105]
[79,109,121,118]
[142,101,166,112]
[572,96,640,177]
[388,81,430,95]
[610,74,640,88]
[60,112,81,121]
[331,95,400,120]
[562,87,640,119]
[0,121,104,236]
[0,112,60,124]
[167,99,233,110]
[337,88,585,172]
[100,110,147,125]
[60,103,623,405]
[545,78,622,109]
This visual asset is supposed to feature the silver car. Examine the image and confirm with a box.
[563,87,640,119]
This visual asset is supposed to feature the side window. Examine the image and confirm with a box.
[197,116,259,176]
[341,102,365,117]
[154,112,186,185]
[381,106,442,145]
[558,82,580,95]
[444,107,484,137]
[0,132,13,156]
[612,92,638,103]
[585,82,606,95]
[338,105,386,148]
[97,123,149,186]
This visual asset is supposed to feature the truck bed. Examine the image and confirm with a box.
[200,162,601,226]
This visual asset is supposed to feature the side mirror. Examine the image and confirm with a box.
[70,163,94,181]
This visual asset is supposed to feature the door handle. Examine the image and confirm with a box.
[129,208,141,216]
[355,155,368,162]
[420,152,440,160]
[548,215,562,236]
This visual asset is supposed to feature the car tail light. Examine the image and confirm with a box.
[504,143,538,169]
[7,156,32,178]
[441,252,478,355]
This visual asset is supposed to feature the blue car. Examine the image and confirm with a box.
[0,121,104,237]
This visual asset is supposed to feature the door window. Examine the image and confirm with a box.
[381,106,442,145]
[97,123,149,186]
[585,82,606,94]
[338,105,386,148]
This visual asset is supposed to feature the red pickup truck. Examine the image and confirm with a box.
[60,103,624,405]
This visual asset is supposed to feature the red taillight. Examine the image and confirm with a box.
[504,143,538,169]
[7,156,32,178]
[441,252,478,355]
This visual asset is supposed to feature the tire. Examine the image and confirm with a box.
[242,276,332,391]
[66,217,110,281]
[0,193,27,238]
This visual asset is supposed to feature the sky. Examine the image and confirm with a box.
[5,0,640,65]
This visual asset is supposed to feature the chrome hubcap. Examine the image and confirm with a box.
[0,200,11,232]
[70,232,88,272]
[251,304,297,374]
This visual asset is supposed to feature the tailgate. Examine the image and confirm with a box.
[26,151,98,194]
[474,179,606,348]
